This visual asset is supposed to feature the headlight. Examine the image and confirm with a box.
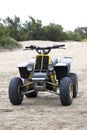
[27,64,33,72]
[48,64,54,71]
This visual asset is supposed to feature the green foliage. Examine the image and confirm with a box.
[65,31,81,41]
[23,16,42,40]
[81,38,87,42]
[0,37,22,50]
[42,23,65,41]
[74,27,87,40]
[0,15,86,50]
[3,16,21,41]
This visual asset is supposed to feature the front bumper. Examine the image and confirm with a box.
[28,72,48,81]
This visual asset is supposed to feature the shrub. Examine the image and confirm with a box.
[0,37,22,50]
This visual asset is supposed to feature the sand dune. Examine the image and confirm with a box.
[0,41,87,130]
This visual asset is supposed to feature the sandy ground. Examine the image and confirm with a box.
[0,41,87,130]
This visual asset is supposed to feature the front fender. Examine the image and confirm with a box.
[54,57,72,80]
[17,58,35,79]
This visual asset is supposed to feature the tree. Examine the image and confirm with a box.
[65,31,81,41]
[0,18,21,49]
[74,27,87,39]
[3,16,21,40]
[23,16,42,40]
[42,23,64,41]
[0,15,83,43]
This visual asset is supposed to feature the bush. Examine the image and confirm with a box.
[0,37,22,50]
[65,31,81,41]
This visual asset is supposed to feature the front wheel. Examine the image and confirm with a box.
[60,77,73,106]
[9,77,24,105]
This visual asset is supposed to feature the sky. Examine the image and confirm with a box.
[0,0,87,31]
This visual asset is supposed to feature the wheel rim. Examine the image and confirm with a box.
[76,80,78,94]
[18,84,23,100]
[69,84,73,99]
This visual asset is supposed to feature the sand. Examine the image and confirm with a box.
[0,41,87,130]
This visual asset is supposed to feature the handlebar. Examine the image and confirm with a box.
[24,44,65,54]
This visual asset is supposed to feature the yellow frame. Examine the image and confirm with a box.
[34,54,52,69]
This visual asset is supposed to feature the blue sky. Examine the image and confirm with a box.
[0,0,87,31]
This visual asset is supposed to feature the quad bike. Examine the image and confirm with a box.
[8,44,78,106]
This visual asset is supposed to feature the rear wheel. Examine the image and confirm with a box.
[60,77,73,106]
[9,77,24,105]
[69,73,78,98]
[26,91,38,98]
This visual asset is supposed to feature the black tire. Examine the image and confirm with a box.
[24,79,38,98]
[60,77,73,106]
[9,77,24,105]
[25,91,38,98]
[69,73,78,98]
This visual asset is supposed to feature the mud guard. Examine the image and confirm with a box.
[54,57,72,80]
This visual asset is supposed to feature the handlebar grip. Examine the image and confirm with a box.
[25,45,36,50]
[25,46,30,49]
[59,44,65,47]
[52,44,65,48]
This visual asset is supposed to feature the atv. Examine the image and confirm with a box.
[8,44,78,106]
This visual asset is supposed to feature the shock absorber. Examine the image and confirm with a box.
[49,73,57,91]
